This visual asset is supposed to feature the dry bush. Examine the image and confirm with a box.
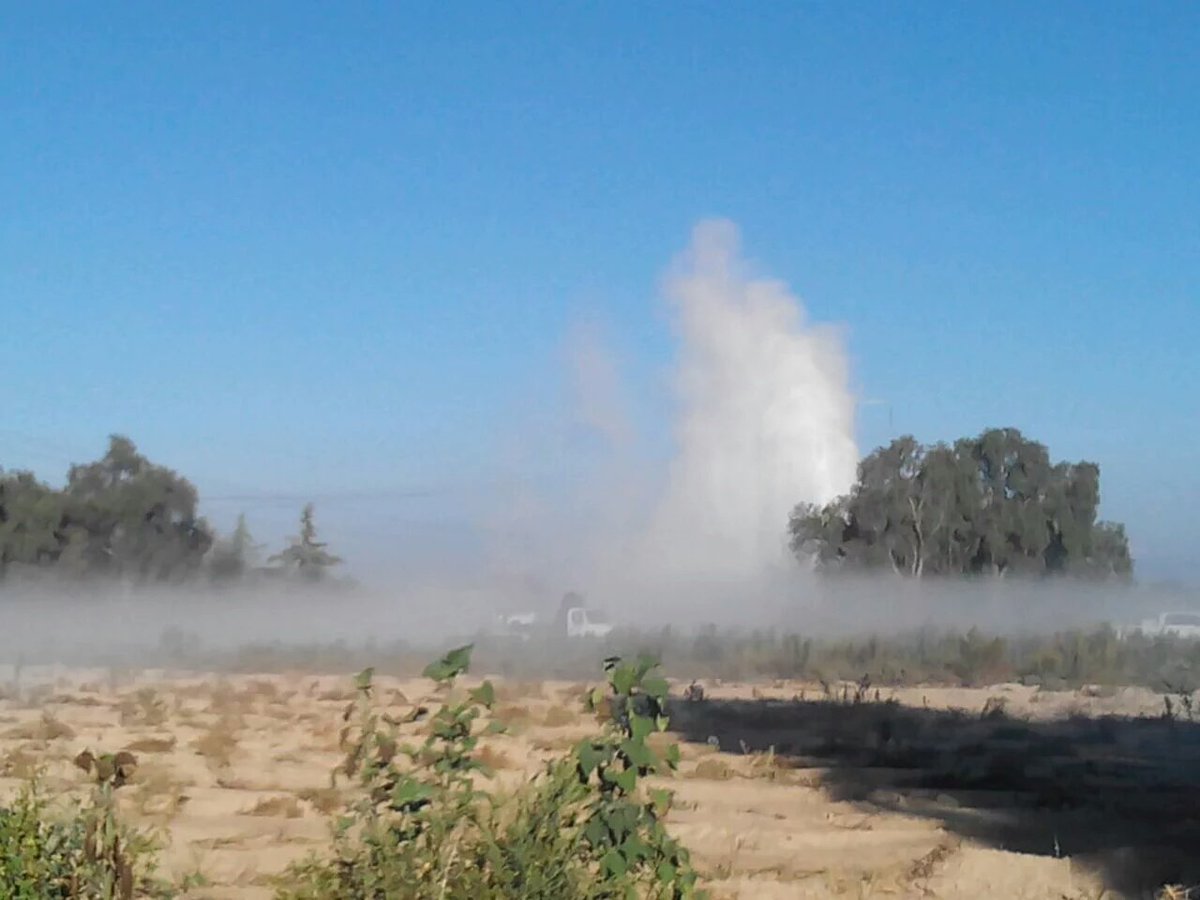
[119,687,168,727]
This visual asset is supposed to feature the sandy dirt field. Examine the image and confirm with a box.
[1,666,1197,899]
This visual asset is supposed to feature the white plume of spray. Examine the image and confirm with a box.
[483,218,860,625]
[636,219,859,582]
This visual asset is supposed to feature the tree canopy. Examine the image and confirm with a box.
[268,503,342,581]
[788,428,1132,580]
[0,435,340,586]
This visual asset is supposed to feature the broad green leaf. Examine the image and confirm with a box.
[423,644,473,682]
[620,738,656,771]
[630,714,654,743]
[469,680,496,708]
[353,667,375,691]
[642,675,670,700]
[649,787,673,817]
[611,665,636,697]
[576,741,609,777]
[602,849,627,877]
[665,743,681,768]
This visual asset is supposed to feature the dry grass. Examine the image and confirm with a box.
[1,747,40,779]
[295,787,342,815]
[688,757,735,780]
[494,680,546,703]
[2,711,76,741]
[541,705,579,728]
[242,795,303,818]
[191,717,240,767]
[124,736,177,754]
[132,762,192,819]
[493,703,537,728]
[531,734,579,753]
[119,687,168,727]
[475,744,518,772]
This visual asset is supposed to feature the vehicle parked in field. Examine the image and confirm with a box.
[564,605,613,638]
[493,592,615,640]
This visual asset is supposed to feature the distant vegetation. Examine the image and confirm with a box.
[2,427,1134,588]
[789,427,1132,579]
[0,435,341,585]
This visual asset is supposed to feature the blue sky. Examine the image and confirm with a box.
[1,3,1197,581]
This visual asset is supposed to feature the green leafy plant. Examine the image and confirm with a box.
[0,752,170,900]
[275,646,704,900]
[575,655,699,896]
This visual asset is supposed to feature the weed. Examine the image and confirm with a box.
[275,646,704,899]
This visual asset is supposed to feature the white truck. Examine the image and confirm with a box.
[493,593,614,640]
[1120,611,1200,639]
[563,605,613,638]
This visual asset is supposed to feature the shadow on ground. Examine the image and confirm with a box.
[669,691,1200,897]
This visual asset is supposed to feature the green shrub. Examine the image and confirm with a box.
[0,752,169,900]
[275,646,703,900]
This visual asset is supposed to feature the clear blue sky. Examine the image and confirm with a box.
[2,3,1197,581]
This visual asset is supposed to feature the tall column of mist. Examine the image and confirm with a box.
[485,218,859,625]
[640,220,858,581]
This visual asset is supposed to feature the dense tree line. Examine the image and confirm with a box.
[0,435,341,584]
[789,428,1132,579]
